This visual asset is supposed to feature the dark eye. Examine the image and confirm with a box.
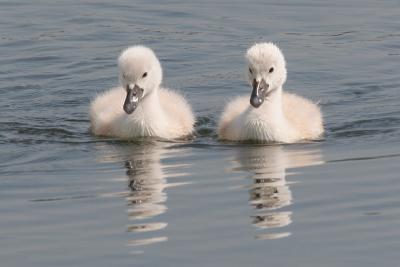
[269,67,274,73]
[142,72,147,78]
[249,68,253,74]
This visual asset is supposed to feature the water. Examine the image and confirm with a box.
[1,0,400,266]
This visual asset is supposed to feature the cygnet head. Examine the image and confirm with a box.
[118,46,163,114]
[246,42,287,108]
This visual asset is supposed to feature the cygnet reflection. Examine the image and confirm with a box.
[95,141,185,250]
[122,142,190,249]
[235,145,323,240]
[122,143,172,248]
[125,145,167,221]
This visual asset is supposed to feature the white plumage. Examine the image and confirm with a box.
[90,46,195,140]
[218,42,324,143]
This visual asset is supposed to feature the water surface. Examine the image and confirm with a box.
[1,0,400,266]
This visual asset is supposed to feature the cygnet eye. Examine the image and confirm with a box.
[142,72,147,78]
[249,68,253,74]
[269,67,274,73]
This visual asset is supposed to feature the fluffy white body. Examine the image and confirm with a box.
[90,46,195,140]
[218,43,323,143]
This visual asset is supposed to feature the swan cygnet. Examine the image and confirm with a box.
[90,46,195,140]
[218,43,324,143]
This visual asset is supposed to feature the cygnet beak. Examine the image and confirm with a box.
[250,79,268,108]
[123,84,144,114]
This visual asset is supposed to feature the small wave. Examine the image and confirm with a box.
[16,127,76,138]
[330,117,400,139]
[0,120,93,146]
[194,115,218,138]
[333,129,396,138]
[327,153,400,164]
[31,195,95,202]
[311,31,358,37]
[2,84,42,91]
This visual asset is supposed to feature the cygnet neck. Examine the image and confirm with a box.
[263,86,283,112]
[139,86,164,118]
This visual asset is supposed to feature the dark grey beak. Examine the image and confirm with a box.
[250,79,268,108]
[123,84,144,114]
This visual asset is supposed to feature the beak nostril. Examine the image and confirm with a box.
[252,79,257,87]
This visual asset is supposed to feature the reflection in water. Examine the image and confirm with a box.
[97,141,190,251]
[234,145,323,240]
[124,144,169,247]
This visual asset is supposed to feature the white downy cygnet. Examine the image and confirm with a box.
[90,46,195,140]
[218,42,324,143]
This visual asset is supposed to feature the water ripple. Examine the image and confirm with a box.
[95,142,192,251]
[231,145,324,239]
